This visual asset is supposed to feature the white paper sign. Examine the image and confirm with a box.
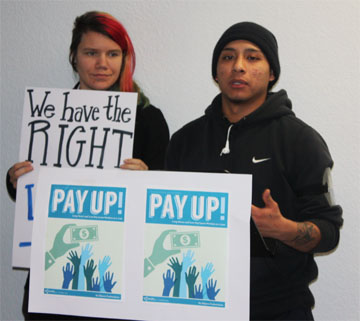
[29,167,252,320]
[12,87,138,268]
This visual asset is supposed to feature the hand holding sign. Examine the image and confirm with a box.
[8,161,33,190]
[120,158,148,171]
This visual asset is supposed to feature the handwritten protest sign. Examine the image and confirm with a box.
[12,87,138,268]
[29,167,251,320]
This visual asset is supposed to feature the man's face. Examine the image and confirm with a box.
[216,40,275,106]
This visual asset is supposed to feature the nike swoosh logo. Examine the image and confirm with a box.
[252,157,271,164]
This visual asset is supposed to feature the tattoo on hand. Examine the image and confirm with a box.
[292,222,316,246]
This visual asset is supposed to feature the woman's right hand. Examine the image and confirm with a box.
[8,161,33,189]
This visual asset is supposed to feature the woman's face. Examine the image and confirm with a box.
[76,31,123,90]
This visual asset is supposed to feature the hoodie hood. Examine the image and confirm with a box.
[205,89,294,126]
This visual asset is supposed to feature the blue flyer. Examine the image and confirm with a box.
[43,184,125,300]
[143,188,228,307]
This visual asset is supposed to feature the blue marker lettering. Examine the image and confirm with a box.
[25,184,35,221]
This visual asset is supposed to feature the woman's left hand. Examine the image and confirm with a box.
[120,158,148,171]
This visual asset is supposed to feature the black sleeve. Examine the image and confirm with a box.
[290,126,343,253]
[133,105,170,170]
[165,128,184,171]
[6,169,16,201]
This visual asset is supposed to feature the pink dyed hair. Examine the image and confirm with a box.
[69,11,136,92]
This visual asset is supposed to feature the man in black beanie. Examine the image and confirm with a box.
[166,22,342,320]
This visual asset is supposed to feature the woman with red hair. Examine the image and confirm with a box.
[6,11,169,320]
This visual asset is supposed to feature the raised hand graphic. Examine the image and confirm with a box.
[185,265,199,298]
[206,278,220,300]
[84,259,97,291]
[62,262,74,289]
[194,284,203,299]
[67,250,80,290]
[144,229,180,277]
[179,250,195,298]
[78,243,93,291]
[99,256,112,292]
[162,269,175,296]
[168,256,182,297]
[91,277,100,291]
[103,271,117,293]
[45,224,79,270]
[201,262,215,299]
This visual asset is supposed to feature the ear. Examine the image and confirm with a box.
[269,70,275,82]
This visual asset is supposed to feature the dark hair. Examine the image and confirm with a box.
[69,11,136,92]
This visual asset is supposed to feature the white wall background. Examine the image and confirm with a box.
[1,0,359,320]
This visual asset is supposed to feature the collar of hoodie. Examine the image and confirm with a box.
[205,90,293,156]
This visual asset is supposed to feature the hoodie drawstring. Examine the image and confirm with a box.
[220,124,234,156]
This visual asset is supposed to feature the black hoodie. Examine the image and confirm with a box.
[166,90,343,319]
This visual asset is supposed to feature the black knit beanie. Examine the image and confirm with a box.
[212,22,280,89]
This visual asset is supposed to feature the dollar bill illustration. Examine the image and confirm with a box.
[70,225,98,243]
[170,231,200,249]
